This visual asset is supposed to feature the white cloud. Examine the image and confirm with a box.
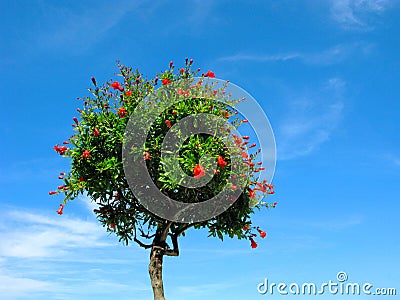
[219,43,371,66]
[0,206,151,299]
[0,272,54,300]
[384,154,400,167]
[0,210,109,259]
[35,1,149,53]
[276,78,345,160]
[219,53,301,62]
[330,0,391,30]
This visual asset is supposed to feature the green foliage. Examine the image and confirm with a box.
[51,60,275,248]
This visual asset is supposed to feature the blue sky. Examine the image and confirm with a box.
[1,1,399,299]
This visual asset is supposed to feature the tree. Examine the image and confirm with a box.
[50,59,276,300]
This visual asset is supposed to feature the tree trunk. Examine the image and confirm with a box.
[149,246,165,300]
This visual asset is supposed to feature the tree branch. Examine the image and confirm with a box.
[164,233,179,256]
[134,236,152,249]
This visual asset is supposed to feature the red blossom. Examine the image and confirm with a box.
[57,185,65,190]
[54,145,68,155]
[242,119,249,123]
[110,222,116,230]
[243,224,250,231]
[165,120,172,128]
[258,229,267,238]
[179,68,185,74]
[56,204,64,215]
[193,164,205,179]
[172,110,178,115]
[110,81,124,91]
[250,237,258,249]
[49,191,58,195]
[73,117,78,124]
[169,61,174,68]
[249,189,256,199]
[93,128,100,136]
[125,91,132,96]
[79,176,84,182]
[162,78,171,85]
[272,201,278,207]
[203,70,216,78]
[242,136,250,140]
[118,107,128,118]
[144,151,151,160]
[217,155,227,168]
[81,150,91,159]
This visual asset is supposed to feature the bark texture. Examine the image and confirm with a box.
[149,246,165,300]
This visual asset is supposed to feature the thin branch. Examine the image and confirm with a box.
[164,233,179,256]
[134,236,152,249]
[139,227,156,239]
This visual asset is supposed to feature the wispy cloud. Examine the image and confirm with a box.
[0,210,109,259]
[384,154,400,167]
[35,1,150,54]
[219,43,371,65]
[219,53,301,63]
[276,78,345,160]
[330,0,391,30]
[0,206,150,299]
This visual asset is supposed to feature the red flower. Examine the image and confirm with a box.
[53,145,68,155]
[249,189,256,199]
[110,222,116,230]
[169,61,174,68]
[242,119,249,123]
[79,176,84,182]
[193,164,205,179]
[217,155,227,168]
[62,141,69,145]
[110,81,124,91]
[125,91,132,96]
[172,110,178,115]
[165,119,172,128]
[93,128,100,136]
[73,117,78,124]
[243,224,250,231]
[49,191,58,195]
[57,185,65,190]
[81,150,91,159]
[203,70,216,78]
[179,68,185,74]
[56,204,64,215]
[162,78,171,85]
[241,152,248,159]
[250,237,258,249]
[272,201,278,207]
[258,229,267,238]
[118,107,128,118]
[144,151,151,160]
[243,136,250,140]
